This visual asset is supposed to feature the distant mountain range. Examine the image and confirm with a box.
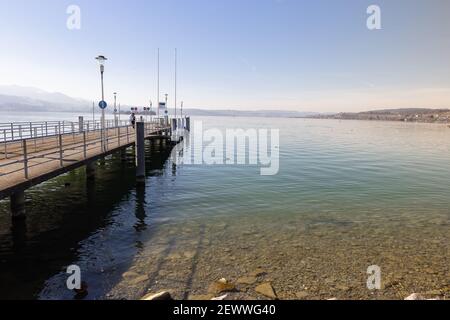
[3,85,447,121]
[0,85,317,118]
[0,85,90,112]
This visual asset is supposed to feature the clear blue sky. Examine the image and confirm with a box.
[0,0,449,112]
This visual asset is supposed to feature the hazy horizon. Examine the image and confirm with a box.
[1,0,450,112]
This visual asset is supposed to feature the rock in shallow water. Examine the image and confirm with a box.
[295,291,309,299]
[129,275,149,285]
[189,294,214,300]
[255,283,277,299]
[237,276,258,285]
[249,268,267,277]
[141,291,172,300]
[208,279,237,295]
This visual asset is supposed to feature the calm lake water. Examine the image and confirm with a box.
[0,112,449,300]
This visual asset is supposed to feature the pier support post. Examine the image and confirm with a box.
[172,118,177,132]
[86,161,96,180]
[135,122,145,184]
[10,191,26,220]
[120,148,127,162]
[186,117,191,131]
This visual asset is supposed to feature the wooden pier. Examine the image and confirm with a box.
[0,116,189,219]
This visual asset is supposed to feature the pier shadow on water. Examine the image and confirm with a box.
[0,140,175,300]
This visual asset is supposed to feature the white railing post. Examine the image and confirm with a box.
[23,139,28,179]
[59,134,63,167]
[83,131,87,159]
[3,130,7,159]
[34,128,37,151]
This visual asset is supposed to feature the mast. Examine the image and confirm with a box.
[157,48,160,120]
[175,48,177,119]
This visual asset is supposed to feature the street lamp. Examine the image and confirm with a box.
[95,55,107,151]
[164,94,169,125]
[114,92,117,126]
[149,100,153,122]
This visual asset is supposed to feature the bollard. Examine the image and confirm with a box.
[135,122,145,184]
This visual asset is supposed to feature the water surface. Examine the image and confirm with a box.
[0,114,449,299]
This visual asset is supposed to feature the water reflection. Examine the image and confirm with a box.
[0,142,176,300]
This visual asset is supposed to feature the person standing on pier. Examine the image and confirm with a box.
[130,112,136,129]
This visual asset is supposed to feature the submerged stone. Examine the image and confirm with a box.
[208,279,237,294]
[141,291,172,300]
[255,283,277,299]
[237,276,258,285]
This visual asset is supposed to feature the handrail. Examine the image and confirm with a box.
[0,119,172,181]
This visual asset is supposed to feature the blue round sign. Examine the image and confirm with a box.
[99,100,107,109]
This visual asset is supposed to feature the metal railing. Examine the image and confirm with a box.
[0,119,131,143]
[0,118,170,181]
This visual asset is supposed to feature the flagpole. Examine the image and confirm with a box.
[175,48,177,119]
[157,48,160,120]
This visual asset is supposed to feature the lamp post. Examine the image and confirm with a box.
[114,92,117,126]
[95,55,107,152]
[165,94,168,125]
[149,100,153,122]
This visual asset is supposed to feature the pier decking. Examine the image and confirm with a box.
[0,117,189,218]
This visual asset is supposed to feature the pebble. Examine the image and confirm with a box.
[141,291,172,300]
[189,294,214,300]
[208,279,237,295]
[122,271,139,279]
[255,283,277,299]
[237,276,258,285]
[129,275,149,285]
[295,291,309,299]
[249,268,267,277]
[405,293,424,300]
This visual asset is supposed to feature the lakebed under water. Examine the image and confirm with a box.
[0,115,449,300]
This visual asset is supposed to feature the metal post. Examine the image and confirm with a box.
[11,123,14,141]
[135,122,145,184]
[22,140,28,179]
[86,161,96,180]
[83,131,87,159]
[58,134,63,167]
[30,123,33,138]
[105,126,108,151]
[10,191,26,220]
[3,130,7,159]
[19,125,22,140]
[34,128,37,151]
[45,122,48,136]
